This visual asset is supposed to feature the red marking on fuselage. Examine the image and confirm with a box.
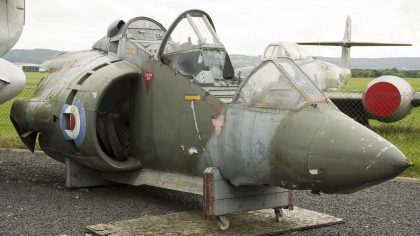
[365,82,401,116]
[144,71,153,92]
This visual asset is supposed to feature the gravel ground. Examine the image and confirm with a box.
[0,150,419,236]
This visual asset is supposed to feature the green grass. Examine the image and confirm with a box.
[344,77,420,92]
[0,73,419,178]
[343,77,420,178]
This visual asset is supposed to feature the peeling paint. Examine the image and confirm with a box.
[309,169,318,175]
[188,147,198,155]
[180,145,185,151]
[211,110,224,136]
[367,146,392,169]
[366,160,375,169]
[376,146,389,158]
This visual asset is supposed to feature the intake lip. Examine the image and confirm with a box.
[10,111,37,152]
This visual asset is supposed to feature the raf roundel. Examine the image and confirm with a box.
[59,98,87,147]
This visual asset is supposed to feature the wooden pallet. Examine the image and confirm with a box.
[86,207,343,236]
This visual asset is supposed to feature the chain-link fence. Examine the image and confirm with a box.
[0,74,419,174]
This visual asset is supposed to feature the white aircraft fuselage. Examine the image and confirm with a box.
[0,0,26,104]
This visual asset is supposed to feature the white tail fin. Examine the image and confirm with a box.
[340,16,352,68]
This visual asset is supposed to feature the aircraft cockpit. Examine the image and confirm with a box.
[158,10,234,84]
[107,10,235,87]
[263,42,312,61]
[234,57,328,109]
[123,17,167,56]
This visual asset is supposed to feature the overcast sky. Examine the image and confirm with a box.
[14,0,420,58]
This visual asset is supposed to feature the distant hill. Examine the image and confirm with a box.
[3,49,420,70]
[230,54,420,70]
[4,49,65,64]
[318,57,420,70]
[229,54,261,68]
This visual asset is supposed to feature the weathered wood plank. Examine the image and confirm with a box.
[86,207,344,236]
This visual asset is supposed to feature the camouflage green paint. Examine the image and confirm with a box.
[10,10,412,194]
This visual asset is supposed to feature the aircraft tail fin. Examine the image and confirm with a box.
[297,15,411,69]
[343,15,351,42]
[340,16,351,68]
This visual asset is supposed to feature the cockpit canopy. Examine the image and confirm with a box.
[263,42,312,61]
[235,57,328,110]
[158,10,234,83]
[121,17,167,56]
[102,10,234,86]
[162,14,223,54]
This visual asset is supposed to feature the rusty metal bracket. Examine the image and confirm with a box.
[288,190,294,210]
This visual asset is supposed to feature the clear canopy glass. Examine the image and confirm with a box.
[236,58,327,109]
[264,43,312,61]
[163,14,222,54]
[125,19,166,41]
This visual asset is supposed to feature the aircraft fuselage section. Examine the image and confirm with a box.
[0,0,25,57]
[10,10,411,194]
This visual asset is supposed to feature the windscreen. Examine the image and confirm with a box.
[264,46,276,58]
[126,19,166,41]
[236,58,327,109]
[163,15,222,54]
[190,16,219,45]
[159,11,233,81]
[267,43,311,60]
[276,57,326,101]
[295,44,311,60]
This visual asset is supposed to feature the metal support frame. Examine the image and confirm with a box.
[203,167,293,218]
[67,163,295,230]
[65,158,108,188]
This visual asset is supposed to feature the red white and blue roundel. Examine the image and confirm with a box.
[60,98,86,147]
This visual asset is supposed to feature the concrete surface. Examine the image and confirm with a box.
[0,150,419,235]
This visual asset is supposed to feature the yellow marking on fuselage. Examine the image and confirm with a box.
[185,95,202,101]
[125,49,137,54]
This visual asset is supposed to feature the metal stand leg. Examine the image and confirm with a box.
[65,158,108,188]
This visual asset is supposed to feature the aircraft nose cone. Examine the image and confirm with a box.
[364,144,411,180]
[308,116,411,193]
